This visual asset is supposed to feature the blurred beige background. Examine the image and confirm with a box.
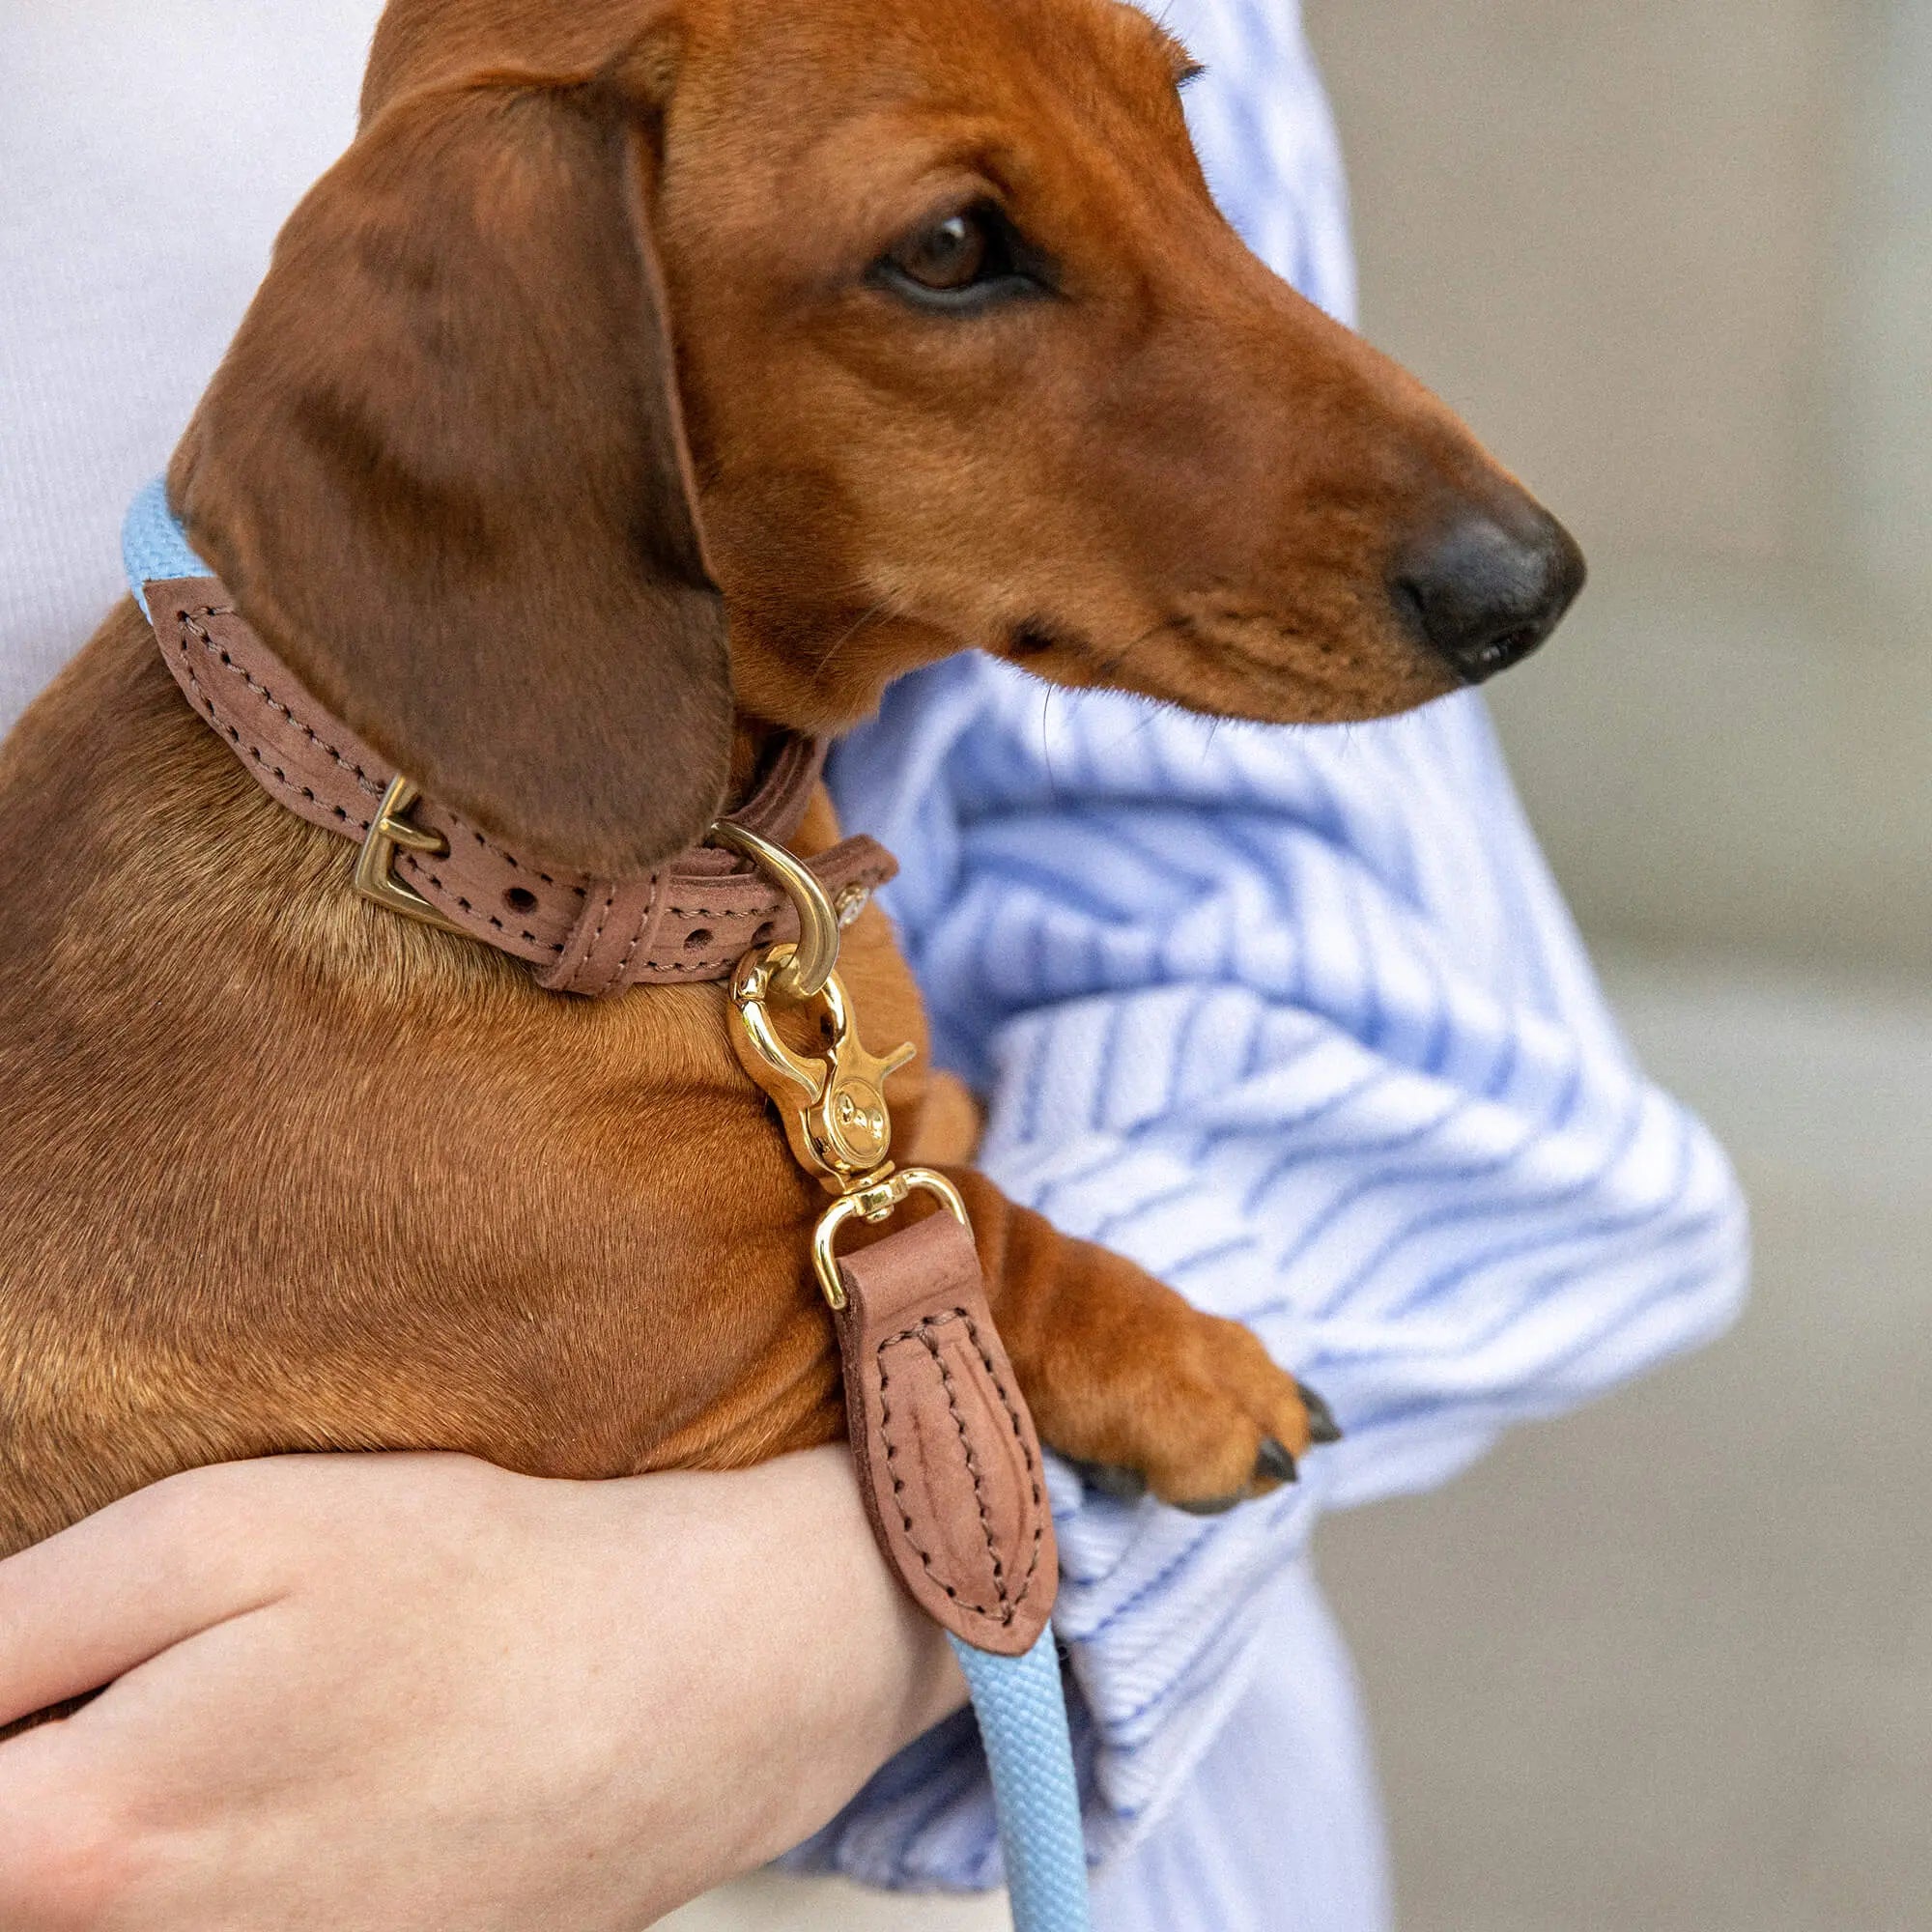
[1304,2,1932,1926]
[1309,0,1932,975]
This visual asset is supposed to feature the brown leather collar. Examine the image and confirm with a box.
[143,575,895,997]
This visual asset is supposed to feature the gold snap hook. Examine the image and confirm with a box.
[729,943,916,1188]
[717,817,964,1312]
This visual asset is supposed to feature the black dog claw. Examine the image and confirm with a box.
[1299,1383,1344,1445]
[1074,1461,1149,1504]
[1255,1436,1299,1486]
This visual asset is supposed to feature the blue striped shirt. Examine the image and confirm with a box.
[792,3,1749,1920]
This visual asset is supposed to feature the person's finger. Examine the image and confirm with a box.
[0,1716,133,1926]
[0,1473,286,1727]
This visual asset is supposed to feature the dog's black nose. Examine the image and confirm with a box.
[1393,504,1586,683]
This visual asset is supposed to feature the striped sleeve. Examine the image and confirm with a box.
[803,667,1747,1887]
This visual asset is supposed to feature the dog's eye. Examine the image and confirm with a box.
[875,203,1039,309]
[890,212,992,292]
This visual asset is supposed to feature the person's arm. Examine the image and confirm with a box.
[0,1448,964,1930]
[811,660,1747,1886]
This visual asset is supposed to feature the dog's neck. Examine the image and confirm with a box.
[725,717,794,813]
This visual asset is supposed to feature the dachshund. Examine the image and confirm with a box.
[0,0,1582,1566]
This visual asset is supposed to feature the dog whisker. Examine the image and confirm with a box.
[811,597,895,675]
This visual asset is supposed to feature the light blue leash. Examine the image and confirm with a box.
[950,1630,1092,1931]
[123,479,1094,1932]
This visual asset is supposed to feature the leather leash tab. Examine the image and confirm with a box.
[835,1211,1057,1658]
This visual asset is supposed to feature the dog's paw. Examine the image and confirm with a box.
[1036,1299,1341,1514]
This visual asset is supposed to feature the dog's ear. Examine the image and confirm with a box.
[170,71,727,878]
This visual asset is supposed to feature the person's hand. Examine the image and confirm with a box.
[0,1448,966,1930]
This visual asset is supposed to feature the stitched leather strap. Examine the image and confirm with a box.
[144,576,895,993]
[835,1211,1058,1657]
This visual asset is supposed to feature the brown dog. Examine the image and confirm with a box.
[0,0,1581,1563]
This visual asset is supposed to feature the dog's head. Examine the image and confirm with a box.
[172,0,1583,877]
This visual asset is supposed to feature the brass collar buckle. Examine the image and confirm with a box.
[352,775,466,936]
[714,821,968,1309]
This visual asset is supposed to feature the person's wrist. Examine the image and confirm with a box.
[766,1444,970,1744]
[594,1445,967,1877]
